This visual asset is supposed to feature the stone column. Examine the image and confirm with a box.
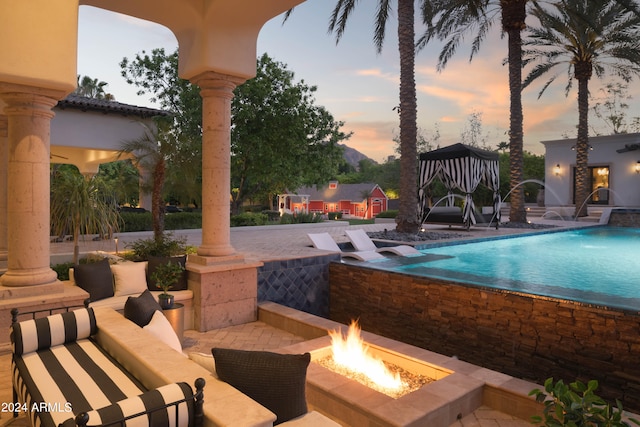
[0,115,7,271]
[0,88,60,287]
[192,72,245,257]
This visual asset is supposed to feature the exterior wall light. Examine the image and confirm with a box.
[636,160,640,174]
[554,164,561,176]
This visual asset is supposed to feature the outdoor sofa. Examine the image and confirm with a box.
[422,206,499,230]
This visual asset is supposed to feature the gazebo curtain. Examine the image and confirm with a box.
[418,143,501,227]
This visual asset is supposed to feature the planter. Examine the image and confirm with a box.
[158,294,175,310]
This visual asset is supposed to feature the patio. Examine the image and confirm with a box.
[2,218,582,426]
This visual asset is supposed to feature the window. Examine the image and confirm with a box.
[572,166,610,205]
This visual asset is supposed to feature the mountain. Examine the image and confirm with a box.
[340,144,377,169]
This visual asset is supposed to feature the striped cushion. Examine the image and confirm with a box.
[12,339,146,427]
[76,382,195,427]
[11,308,97,356]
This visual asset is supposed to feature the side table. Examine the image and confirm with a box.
[162,302,184,344]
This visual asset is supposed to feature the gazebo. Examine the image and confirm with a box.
[418,143,501,228]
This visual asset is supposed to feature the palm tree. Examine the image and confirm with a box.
[75,75,114,100]
[50,168,121,264]
[325,0,433,233]
[522,0,640,217]
[421,0,529,223]
[119,119,177,241]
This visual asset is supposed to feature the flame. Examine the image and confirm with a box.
[329,320,403,390]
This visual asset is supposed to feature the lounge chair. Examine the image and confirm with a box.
[307,232,386,261]
[345,229,422,256]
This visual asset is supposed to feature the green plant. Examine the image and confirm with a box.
[530,378,640,427]
[375,210,398,218]
[126,233,188,261]
[328,212,343,220]
[230,212,268,227]
[150,261,184,295]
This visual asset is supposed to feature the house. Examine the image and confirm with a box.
[278,181,389,219]
[541,133,640,212]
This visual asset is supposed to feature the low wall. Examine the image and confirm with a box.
[329,262,640,412]
[609,209,640,227]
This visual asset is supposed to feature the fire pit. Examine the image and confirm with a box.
[314,321,435,398]
[283,324,485,427]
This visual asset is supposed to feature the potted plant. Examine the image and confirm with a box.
[150,260,185,309]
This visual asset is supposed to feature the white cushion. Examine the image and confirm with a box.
[143,310,182,353]
[111,262,148,296]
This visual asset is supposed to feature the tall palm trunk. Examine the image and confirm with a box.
[152,159,166,241]
[574,64,592,218]
[502,0,527,223]
[396,0,420,233]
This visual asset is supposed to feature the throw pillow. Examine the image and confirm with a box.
[73,258,114,302]
[147,255,188,291]
[188,352,218,377]
[143,310,182,353]
[212,348,310,425]
[111,262,148,296]
[124,289,162,327]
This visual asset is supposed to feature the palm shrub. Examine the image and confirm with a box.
[126,233,188,261]
[51,168,121,264]
[530,378,640,426]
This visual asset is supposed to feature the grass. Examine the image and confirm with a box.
[348,219,375,225]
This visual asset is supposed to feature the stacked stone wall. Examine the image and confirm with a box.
[609,210,640,227]
[329,263,640,411]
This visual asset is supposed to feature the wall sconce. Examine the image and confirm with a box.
[636,160,640,174]
[554,164,561,176]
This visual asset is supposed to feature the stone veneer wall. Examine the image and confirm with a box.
[329,262,640,412]
[257,254,339,317]
[608,209,640,227]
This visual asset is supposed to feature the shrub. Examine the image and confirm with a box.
[328,211,343,220]
[530,378,640,427]
[376,210,398,218]
[125,233,188,261]
[230,212,268,227]
[262,210,281,222]
[164,212,202,229]
[120,212,153,232]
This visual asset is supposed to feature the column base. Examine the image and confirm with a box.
[187,255,263,332]
[0,267,58,287]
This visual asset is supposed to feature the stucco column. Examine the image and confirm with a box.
[0,88,60,287]
[193,72,245,257]
[0,115,7,268]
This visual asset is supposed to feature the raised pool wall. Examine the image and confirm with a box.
[328,262,640,412]
[608,209,640,227]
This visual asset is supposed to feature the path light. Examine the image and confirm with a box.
[554,164,561,176]
[114,237,119,254]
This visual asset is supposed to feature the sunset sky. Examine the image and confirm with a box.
[77,1,640,163]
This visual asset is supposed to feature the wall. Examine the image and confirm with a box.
[542,134,640,207]
[329,262,640,411]
[257,254,338,317]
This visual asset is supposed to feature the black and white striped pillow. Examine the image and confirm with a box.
[11,308,97,356]
[72,382,195,427]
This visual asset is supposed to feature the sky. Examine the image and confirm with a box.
[77,1,640,163]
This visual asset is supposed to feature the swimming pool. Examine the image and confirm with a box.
[372,226,640,311]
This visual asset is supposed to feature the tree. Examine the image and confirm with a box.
[230,53,348,212]
[522,0,640,217]
[50,167,120,264]
[75,75,114,100]
[120,48,203,207]
[421,0,529,223]
[119,120,178,240]
[322,0,432,233]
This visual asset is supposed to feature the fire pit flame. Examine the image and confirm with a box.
[329,320,403,391]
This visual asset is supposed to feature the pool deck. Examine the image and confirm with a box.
[1,217,600,427]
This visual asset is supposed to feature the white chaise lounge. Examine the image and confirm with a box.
[307,232,385,261]
[345,229,422,256]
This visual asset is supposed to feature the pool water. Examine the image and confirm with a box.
[381,227,640,311]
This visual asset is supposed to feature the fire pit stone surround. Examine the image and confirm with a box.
[259,302,543,427]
